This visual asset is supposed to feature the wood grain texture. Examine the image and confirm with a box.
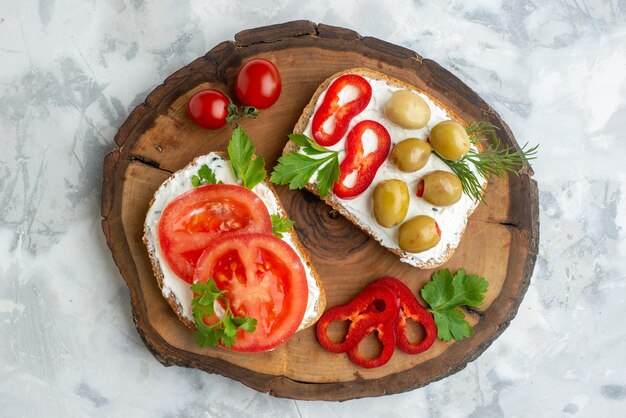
[101,20,538,400]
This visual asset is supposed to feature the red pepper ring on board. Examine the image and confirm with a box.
[311,74,372,147]
[333,120,392,199]
[347,313,397,369]
[316,284,400,355]
[369,277,437,354]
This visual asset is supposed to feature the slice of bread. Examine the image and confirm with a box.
[143,152,326,331]
[284,68,487,269]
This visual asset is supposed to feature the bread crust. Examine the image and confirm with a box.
[143,152,326,332]
[285,68,487,269]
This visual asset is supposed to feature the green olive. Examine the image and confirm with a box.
[418,171,463,206]
[429,120,470,161]
[372,180,410,228]
[390,138,432,172]
[384,90,431,129]
[398,215,441,253]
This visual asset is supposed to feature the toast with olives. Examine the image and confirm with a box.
[282,68,487,269]
[143,152,326,331]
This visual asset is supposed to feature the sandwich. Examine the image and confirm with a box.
[144,128,325,352]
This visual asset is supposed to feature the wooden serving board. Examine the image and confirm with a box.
[101,21,538,401]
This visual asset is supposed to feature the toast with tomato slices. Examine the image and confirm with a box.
[282,68,486,269]
[143,152,326,332]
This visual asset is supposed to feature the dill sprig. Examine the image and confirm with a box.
[466,121,499,143]
[441,122,538,203]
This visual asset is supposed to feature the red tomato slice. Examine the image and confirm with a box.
[193,233,308,352]
[158,184,272,284]
[333,120,391,199]
[311,74,372,146]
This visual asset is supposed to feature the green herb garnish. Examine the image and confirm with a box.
[191,279,257,348]
[441,122,538,203]
[270,214,295,238]
[270,134,340,198]
[421,268,489,342]
[225,102,259,124]
[227,126,267,190]
[191,164,220,187]
[239,106,259,119]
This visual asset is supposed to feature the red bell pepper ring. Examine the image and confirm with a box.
[316,284,400,356]
[347,313,397,369]
[316,277,437,368]
[333,120,391,199]
[311,74,372,147]
[369,277,437,354]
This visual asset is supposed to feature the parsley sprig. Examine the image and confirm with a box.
[421,269,489,342]
[191,279,257,348]
[227,126,267,189]
[270,134,340,198]
[441,122,538,203]
[191,164,220,187]
[270,214,295,238]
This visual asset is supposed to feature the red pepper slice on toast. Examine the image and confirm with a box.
[311,74,372,147]
[333,120,391,199]
[316,282,400,363]
[369,277,437,354]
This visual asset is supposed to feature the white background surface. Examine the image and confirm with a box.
[1,1,625,417]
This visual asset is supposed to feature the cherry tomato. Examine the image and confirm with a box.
[188,89,232,130]
[235,59,282,109]
[158,184,272,283]
[194,233,308,352]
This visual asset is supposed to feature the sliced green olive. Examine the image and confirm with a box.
[390,138,431,172]
[417,171,463,206]
[384,90,431,129]
[372,180,410,228]
[429,120,470,161]
[398,215,441,253]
